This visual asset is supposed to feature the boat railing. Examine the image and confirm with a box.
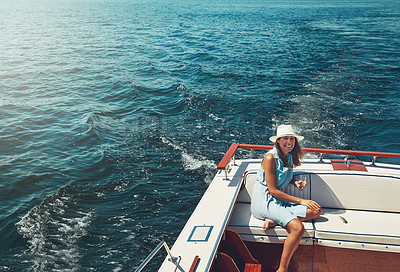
[134,241,180,272]
[217,143,400,178]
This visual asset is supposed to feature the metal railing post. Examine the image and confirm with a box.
[134,241,178,272]
[372,156,377,166]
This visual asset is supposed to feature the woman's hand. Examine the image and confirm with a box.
[294,180,307,191]
[300,199,321,212]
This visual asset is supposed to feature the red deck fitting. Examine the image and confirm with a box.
[331,159,368,171]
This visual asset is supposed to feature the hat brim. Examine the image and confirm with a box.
[269,135,304,143]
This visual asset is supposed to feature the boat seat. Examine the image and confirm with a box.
[216,229,261,272]
[313,208,400,252]
[310,172,400,251]
[229,170,400,252]
[213,252,240,272]
[310,173,400,212]
[228,202,315,244]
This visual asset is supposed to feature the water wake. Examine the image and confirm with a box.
[16,192,93,272]
[161,136,216,183]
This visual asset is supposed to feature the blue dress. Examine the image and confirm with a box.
[250,147,307,227]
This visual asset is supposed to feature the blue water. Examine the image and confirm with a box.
[1,0,400,271]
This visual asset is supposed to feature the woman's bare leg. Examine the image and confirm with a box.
[263,207,321,231]
[277,209,321,271]
[298,207,322,222]
[277,219,304,272]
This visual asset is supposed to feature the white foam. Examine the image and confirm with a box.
[208,113,224,121]
[161,137,216,172]
[16,194,93,271]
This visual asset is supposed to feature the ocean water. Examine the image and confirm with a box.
[1,0,400,271]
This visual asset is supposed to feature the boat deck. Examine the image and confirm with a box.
[159,146,400,271]
[228,158,400,271]
[159,158,247,271]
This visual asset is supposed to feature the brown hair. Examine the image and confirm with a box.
[274,138,303,167]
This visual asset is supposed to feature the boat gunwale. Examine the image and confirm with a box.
[217,143,400,170]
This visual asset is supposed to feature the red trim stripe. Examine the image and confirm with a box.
[189,255,199,272]
[217,143,400,170]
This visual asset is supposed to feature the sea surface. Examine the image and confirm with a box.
[1,0,400,271]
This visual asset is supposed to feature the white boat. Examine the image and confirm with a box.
[137,144,400,272]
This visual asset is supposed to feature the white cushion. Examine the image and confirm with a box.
[228,202,315,242]
[230,169,400,253]
[311,173,400,212]
[314,209,400,249]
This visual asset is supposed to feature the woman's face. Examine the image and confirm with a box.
[277,136,296,154]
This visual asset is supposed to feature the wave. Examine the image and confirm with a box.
[94,82,190,118]
[16,191,94,272]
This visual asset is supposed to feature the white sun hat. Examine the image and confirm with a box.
[269,124,304,143]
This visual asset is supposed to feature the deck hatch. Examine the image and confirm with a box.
[187,225,214,242]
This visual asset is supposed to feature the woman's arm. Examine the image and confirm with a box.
[263,154,321,211]
[263,154,302,204]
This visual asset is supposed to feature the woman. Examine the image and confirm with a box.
[251,124,322,272]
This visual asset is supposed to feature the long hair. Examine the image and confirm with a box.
[274,138,303,167]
